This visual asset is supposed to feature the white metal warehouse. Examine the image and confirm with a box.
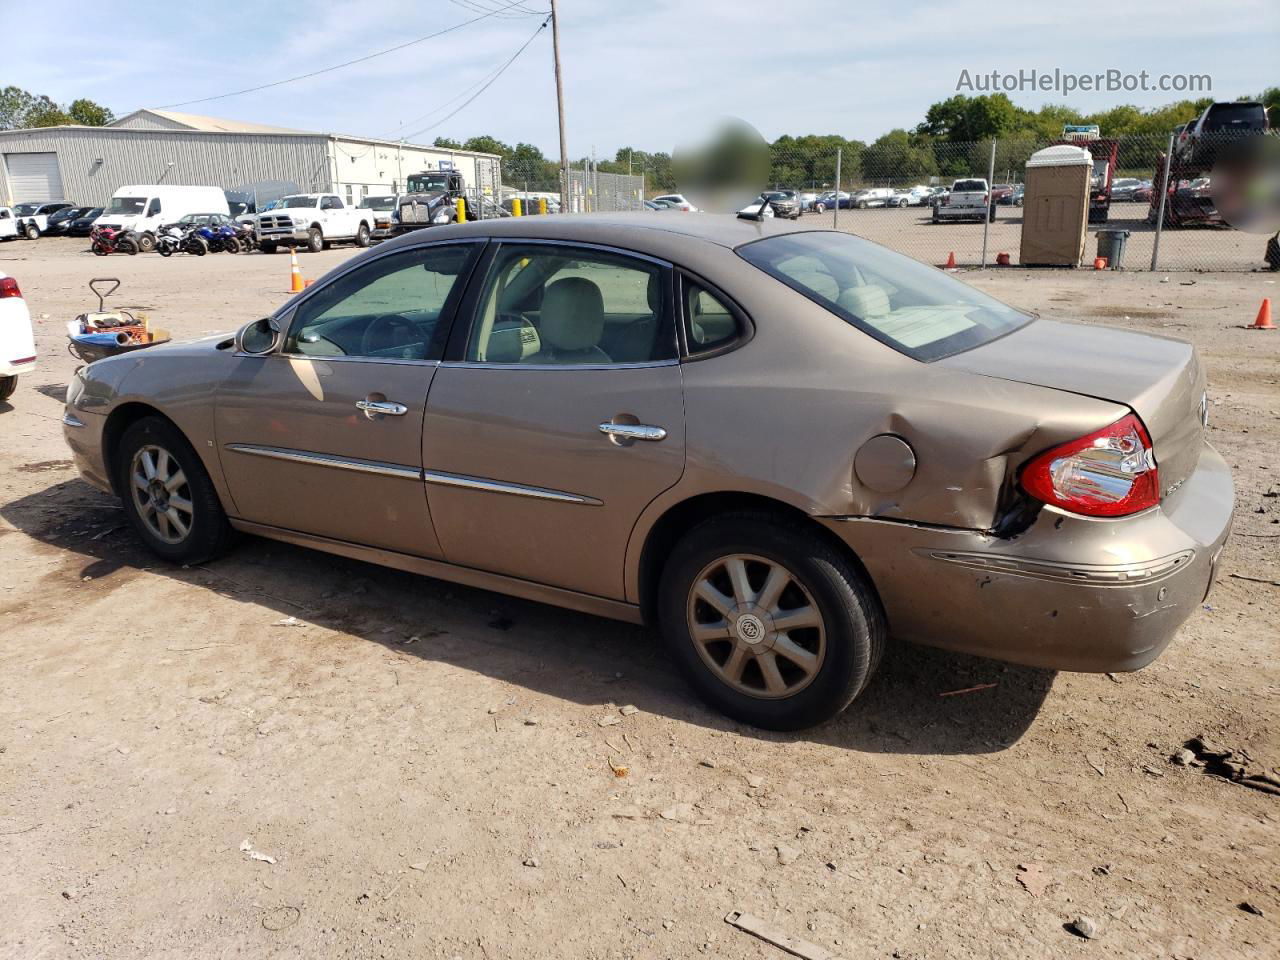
[0,109,502,208]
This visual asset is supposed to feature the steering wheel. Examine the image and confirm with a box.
[359,313,417,357]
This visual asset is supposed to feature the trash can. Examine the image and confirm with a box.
[1096,229,1131,270]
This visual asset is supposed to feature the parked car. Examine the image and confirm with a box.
[924,187,950,207]
[360,195,398,239]
[990,184,1015,205]
[67,207,104,237]
[61,215,1232,730]
[1009,184,1025,206]
[0,271,36,403]
[853,188,895,209]
[12,201,75,239]
[1110,178,1144,202]
[651,194,698,212]
[42,205,93,235]
[1132,182,1154,204]
[815,191,853,211]
[761,191,801,219]
[644,199,676,210]
[887,186,933,208]
[933,178,995,222]
[798,192,819,211]
[737,197,776,218]
[0,206,18,241]
[254,193,374,253]
[1176,101,1270,167]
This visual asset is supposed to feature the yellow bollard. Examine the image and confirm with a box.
[456,197,467,223]
[512,197,522,217]
[538,197,547,215]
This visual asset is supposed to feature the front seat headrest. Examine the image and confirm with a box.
[540,277,604,351]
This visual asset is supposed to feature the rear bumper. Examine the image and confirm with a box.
[0,356,36,377]
[821,441,1234,673]
[935,207,988,219]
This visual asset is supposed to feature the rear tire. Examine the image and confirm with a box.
[0,376,16,402]
[260,241,277,254]
[115,416,232,565]
[658,512,885,731]
[136,232,156,253]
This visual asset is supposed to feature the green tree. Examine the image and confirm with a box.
[432,136,462,149]
[861,130,938,184]
[462,135,513,162]
[66,98,113,126]
[22,95,69,127]
[0,86,35,129]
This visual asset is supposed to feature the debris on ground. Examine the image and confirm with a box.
[261,905,300,931]
[272,616,304,628]
[521,857,540,868]
[938,682,998,697]
[1238,901,1264,917]
[1067,916,1099,939]
[1086,754,1107,777]
[724,910,845,960]
[1179,736,1280,796]
[775,843,800,866]
[1016,862,1053,897]
[239,838,277,864]
[619,704,638,716]
[598,715,621,727]
[607,757,629,778]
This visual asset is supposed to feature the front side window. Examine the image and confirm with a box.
[465,245,674,366]
[145,198,161,216]
[286,244,478,361]
[738,231,1032,362]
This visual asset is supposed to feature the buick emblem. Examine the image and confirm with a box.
[736,614,765,644]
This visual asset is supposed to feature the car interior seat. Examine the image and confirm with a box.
[528,277,610,364]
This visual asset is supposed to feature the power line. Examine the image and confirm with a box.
[154,0,535,110]
[386,45,525,138]
[399,16,550,142]
[449,0,548,19]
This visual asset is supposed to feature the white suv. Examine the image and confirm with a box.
[0,271,36,403]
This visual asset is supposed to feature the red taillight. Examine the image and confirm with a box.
[1019,413,1159,518]
[941,196,950,206]
[0,277,20,299]
[982,193,989,204]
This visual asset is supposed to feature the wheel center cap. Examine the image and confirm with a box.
[735,613,767,646]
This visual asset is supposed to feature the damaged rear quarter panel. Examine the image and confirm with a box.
[671,272,1129,531]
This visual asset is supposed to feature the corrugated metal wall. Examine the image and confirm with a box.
[327,137,502,200]
[0,128,330,206]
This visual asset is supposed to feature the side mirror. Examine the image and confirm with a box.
[236,317,280,355]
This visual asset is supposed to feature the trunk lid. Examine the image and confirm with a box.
[939,319,1207,500]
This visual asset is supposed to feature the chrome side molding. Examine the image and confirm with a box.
[423,469,603,506]
[224,444,421,481]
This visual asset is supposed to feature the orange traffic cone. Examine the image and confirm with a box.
[1249,297,1274,330]
[944,251,956,269]
[288,248,304,294]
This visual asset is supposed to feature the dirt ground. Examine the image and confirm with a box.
[1,236,1277,960]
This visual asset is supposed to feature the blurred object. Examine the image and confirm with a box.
[672,118,770,214]
[1211,134,1280,234]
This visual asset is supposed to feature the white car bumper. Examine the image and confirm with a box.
[0,295,37,376]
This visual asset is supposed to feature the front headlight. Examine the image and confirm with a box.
[291,217,307,227]
[432,211,450,224]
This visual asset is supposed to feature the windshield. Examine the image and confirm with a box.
[106,196,147,215]
[363,195,397,209]
[281,196,317,208]
[737,232,1033,362]
[406,174,452,193]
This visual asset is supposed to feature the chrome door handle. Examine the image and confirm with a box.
[599,421,667,443]
[356,399,408,419]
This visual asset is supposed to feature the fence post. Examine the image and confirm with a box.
[1150,132,1175,271]
[833,147,842,229]
[980,138,996,268]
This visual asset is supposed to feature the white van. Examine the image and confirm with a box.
[95,185,230,252]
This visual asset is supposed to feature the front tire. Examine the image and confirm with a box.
[306,227,323,253]
[658,513,885,731]
[115,417,232,565]
[24,224,39,240]
[0,375,16,402]
[355,223,371,247]
[260,241,277,254]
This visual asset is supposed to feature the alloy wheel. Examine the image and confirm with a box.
[686,553,826,699]
[129,444,194,544]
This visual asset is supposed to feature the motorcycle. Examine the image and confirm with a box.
[196,223,243,253]
[156,223,208,257]
[91,226,139,257]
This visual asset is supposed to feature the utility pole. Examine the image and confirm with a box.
[550,0,569,213]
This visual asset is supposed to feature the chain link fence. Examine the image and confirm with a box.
[567,130,1275,272]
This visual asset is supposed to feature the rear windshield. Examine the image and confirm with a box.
[737,232,1032,362]
[1204,103,1265,131]
[952,180,986,192]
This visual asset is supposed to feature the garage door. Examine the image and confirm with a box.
[4,152,64,203]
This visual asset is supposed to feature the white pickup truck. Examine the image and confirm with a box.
[932,178,995,223]
[12,201,75,239]
[254,194,373,253]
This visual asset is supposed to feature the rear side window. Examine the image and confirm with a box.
[683,282,740,355]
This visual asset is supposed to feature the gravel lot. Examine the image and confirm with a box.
[2,235,1278,960]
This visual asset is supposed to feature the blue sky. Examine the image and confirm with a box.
[7,0,1277,155]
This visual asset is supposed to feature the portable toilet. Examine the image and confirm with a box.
[1019,144,1093,266]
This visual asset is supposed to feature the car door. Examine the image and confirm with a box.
[215,241,482,557]
[422,241,686,601]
